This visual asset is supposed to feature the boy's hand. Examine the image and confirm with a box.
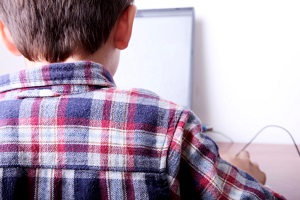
[221,151,267,185]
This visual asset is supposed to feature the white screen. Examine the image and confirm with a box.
[114,8,194,108]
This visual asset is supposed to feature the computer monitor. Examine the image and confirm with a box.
[114,7,195,108]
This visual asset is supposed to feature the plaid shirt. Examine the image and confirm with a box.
[0,61,285,200]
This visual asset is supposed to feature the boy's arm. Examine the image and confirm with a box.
[167,110,285,199]
[221,151,266,185]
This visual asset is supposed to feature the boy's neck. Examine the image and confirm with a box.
[24,46,120,76]
[25,55,81,68]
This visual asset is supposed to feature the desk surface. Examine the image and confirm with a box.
[217,142,300,200]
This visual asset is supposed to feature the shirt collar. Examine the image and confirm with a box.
[0,61,116,95]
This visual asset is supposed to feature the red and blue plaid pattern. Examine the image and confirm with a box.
[0,61,285,199]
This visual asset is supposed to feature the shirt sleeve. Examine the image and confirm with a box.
[167,109,286,199]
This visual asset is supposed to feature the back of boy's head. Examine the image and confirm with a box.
[0,0,133,63]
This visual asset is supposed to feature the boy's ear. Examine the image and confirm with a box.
[113,5,137,50]
[0,21,22,56]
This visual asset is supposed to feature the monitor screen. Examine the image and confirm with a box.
[114,7,195,108]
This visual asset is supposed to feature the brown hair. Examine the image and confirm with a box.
[0,0,133,62]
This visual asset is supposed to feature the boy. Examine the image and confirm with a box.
[0,0,284,199]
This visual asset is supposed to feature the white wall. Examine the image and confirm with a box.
[135,0,300,144]
[0,46,24,74]
[1,0,300,144]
